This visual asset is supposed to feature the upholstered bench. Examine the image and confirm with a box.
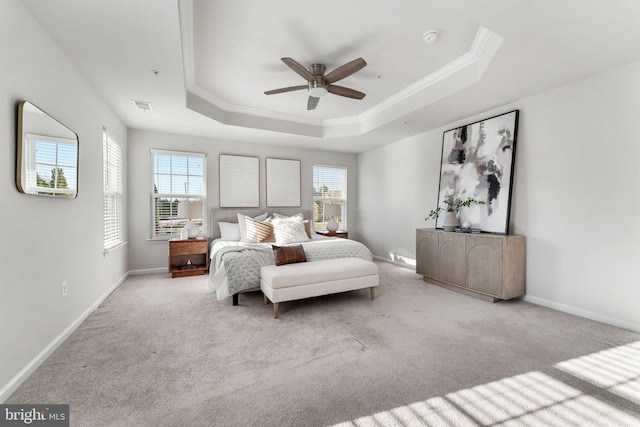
[260,258,379,319]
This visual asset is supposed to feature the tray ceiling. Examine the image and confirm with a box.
[19,0,640,152]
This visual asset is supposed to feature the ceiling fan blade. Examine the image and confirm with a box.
[307,96,320,110]
[323,58,367,84]
[264,85,308,95]
[327,85,366,100]
[281,57,315,82]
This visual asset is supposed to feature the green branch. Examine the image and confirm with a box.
[425,197,485,221]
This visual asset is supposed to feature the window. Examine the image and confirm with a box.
[103,129,125,251]
[23,134,77,197]
[313,165,347,231]
[151,149,207,239]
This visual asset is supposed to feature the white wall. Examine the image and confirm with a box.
[0,0,128,401]
[358,60,640,332]
[127,129,358,271]
[2,0,637,405]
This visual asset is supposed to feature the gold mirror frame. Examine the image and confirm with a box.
[16,101,79,198]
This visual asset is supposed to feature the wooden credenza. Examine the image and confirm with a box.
[416,228,525,301]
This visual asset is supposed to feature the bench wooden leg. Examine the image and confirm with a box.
[273,303,279,319]
[263,294,269,305]
[370,287,375,300]
[232,293,238,306]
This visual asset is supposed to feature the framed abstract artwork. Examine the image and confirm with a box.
[219,154,259,207]
[266,158,301,207]
[435,110,519,234]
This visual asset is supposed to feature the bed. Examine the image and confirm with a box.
[208,208,373,305]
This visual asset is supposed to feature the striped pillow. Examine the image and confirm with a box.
[255,220,275,243]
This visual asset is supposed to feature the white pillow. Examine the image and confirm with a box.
[245,217,259,242]
[272,216,310,245]
[218,222,240,241]
[273,212,303,220]
[238,212,269,242]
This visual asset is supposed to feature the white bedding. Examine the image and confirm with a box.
[208,235,373,300]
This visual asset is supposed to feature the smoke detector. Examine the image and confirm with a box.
[423,30,440,44]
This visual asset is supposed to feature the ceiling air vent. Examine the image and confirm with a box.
[132,100,153,111]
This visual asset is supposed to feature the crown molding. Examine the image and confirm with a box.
[178,0,194,89]
[178,0,502,138]
[358,27,497,122]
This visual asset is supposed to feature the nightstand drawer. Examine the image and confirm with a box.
[169,240,207,255]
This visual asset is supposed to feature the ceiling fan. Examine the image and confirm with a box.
[265,57,367,110]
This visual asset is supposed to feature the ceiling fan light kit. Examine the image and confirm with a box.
[265,57,367,110]
[308,80,328,98]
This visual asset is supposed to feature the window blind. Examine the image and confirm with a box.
[150,149,207,239]
[312,164,347,231]
[103,130,124,251]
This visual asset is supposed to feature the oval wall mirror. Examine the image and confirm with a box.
[16,101,79,198]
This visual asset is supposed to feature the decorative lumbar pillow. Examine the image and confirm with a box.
[238,212,269,242]
[272,244,307,266]
[254,220,275,243]
[272,216,310,245]
[218,222,240,241]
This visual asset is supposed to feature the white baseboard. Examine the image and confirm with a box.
[0,272,129,403]
[373,255,416,270]
[128,267,167,275]
[377,256,639,333]
[523,295,640,333]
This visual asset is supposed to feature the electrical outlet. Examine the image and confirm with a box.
[61,281,68,297]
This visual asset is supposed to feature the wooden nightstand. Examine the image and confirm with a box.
[316,230,349,239]
[168,239,209,278]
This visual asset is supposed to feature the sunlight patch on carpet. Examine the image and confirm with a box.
[555,340,640,406]
[331,342,640,426]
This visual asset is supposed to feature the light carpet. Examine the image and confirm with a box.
[7,262,640,426]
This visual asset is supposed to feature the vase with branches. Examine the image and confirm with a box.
[425,196,485,231]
